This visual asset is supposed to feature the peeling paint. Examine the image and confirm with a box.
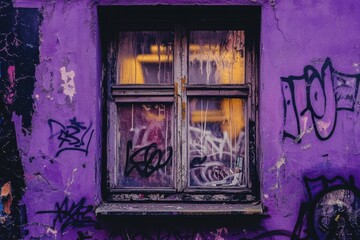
[353,62,360,73]
[46,227,57,238]
[4,65,15,105]
[0,182,12,214]
[181,77,186,93]
[181,101,186,121]
[275,156,285,170]
[2,1,360,239]
[270,156,285,190]
[316,120,331,134]
[60,66,76,102]
[301,143,312,150]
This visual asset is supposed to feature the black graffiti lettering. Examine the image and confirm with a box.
[190,156,207,168]
[291,175,360,239]
[36,197,95,232]
[48,117,94,157]
[282,58,360,142]
[242,175,360,240]
[125,141,173,177]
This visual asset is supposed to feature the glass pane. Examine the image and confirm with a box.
[188,98,246,187]
[117,103,174,188]
[118,31,174,84]
[189,31,245,84]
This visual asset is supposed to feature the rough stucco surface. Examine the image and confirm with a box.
[1,0,360,239]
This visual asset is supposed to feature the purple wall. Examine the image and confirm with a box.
[1,0,360,239]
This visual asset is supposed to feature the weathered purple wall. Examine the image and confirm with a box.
[1,0,360,239]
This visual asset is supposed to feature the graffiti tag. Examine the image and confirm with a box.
[48,117,94,157]
[281,57,360,142]
[36,197,95,232]
[125,141,173,178]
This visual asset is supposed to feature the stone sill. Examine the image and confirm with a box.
[95,202,264,216]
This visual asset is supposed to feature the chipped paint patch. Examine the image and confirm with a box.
[270,156,286,190]
[60,66,76,102]
[0,182,13,215]
[353,62,360,73]
[181,101,186,121]
[4,65,16,104]
[301,143,312,150]
[316,120,331,134]
[46,227,57,238]
[275,156,285,169]
[181,77,187,93]
[174,82,179,96]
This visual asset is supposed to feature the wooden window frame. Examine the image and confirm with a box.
[98,6,261,215]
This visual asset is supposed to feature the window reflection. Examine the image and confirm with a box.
[118,31,174,84]
[189,31,245,84]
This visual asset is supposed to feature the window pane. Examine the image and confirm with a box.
[188,98,246,187]
[117,103,174,188]
[118,31,174,84]
[189,31,245,84]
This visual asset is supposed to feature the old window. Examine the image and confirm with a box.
[98,6,261,214]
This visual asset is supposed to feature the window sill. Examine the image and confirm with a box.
[95,202,263,216]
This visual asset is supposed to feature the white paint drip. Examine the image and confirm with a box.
[64,168,77,196]
[60,66,76,102]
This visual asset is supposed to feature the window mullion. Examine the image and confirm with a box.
[174,25,188,192]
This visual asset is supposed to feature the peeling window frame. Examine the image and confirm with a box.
[98,6,261,214]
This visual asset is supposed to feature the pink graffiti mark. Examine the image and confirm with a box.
[4,65,16,105]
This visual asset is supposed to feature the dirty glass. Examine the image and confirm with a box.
[117,103,174,188]
[188,98,246,187]
[117,31,174,84]
[189,31,245,84]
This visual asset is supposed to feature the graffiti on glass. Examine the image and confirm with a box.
[125,141,173,178]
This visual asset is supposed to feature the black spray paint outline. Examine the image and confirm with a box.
[281,58,360,142]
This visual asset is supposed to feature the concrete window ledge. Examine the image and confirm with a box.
[95,202,264,216]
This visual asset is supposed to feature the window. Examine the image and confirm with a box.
[98,6,261,214]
